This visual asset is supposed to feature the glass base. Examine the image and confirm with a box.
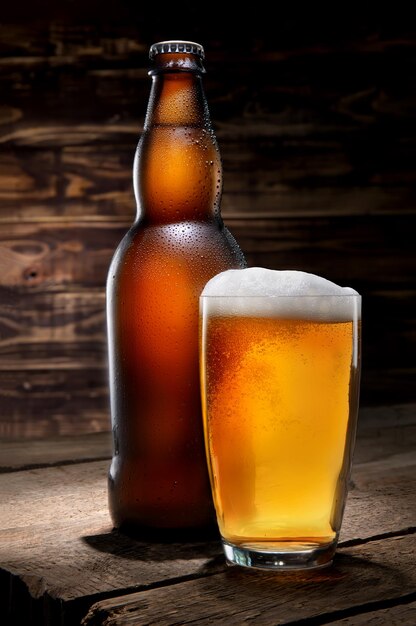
[222,538,337,571]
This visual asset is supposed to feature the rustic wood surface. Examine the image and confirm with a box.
[0,431,111,472]
[0,402,414,471]
[0,404,415,625]
[326,602,416,625]
[82,536,416,625]
[0,9,415,436]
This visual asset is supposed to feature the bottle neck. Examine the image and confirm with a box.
[133,67,222,224]
[145,71,210,128]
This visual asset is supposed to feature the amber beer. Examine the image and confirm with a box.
[106,41,246,534]
[200,268,361,569]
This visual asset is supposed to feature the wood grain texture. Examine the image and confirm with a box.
[0,281,410,437]
[1,366,414,439]
[0,287,110,436]
[0,215,414,435]
[0,405,414,624]
[0,460,224,626]
[0,373,109,438]
[1,9,415,436]
[0,223,125,289]
[1,402,414,471]
[0,431,111,471]
[1,411,415,625]
[82,534,416,625]
[1,217,414,291]
[2,144,415,220]
[325,601,416,624]
[0,290,106,359]
[352,404,416,465]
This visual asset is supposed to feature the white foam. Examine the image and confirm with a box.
[200,268,361,321]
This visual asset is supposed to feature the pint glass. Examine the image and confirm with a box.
[200,287,361,570]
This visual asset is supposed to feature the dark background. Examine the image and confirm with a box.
[1,3,415,438]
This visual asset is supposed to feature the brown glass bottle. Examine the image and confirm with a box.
[106,40,246,535]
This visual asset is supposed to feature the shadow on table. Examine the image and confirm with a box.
[82,527,224,565]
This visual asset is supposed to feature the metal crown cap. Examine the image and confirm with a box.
[149,40,205,60]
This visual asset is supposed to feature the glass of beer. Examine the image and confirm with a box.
[199,268,361,570]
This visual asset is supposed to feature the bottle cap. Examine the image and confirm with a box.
[149,40,205,60]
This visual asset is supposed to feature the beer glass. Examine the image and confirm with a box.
[200,282,361,570]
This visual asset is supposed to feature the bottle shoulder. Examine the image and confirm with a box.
[120,219,240,247]
[108,219,245,276]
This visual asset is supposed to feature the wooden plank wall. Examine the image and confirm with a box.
[0,4,415,438]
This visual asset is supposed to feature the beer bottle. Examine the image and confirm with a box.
[106,40,246,535]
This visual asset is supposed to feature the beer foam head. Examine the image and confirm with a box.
[200,268,360,321]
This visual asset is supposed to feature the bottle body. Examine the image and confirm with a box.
[106,42,246,534]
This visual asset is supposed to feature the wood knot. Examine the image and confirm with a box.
[23,267,42,283]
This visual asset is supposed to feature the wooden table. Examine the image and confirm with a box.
[1,404,415,625]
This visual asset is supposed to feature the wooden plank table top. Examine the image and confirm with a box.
[0,404,415,625]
